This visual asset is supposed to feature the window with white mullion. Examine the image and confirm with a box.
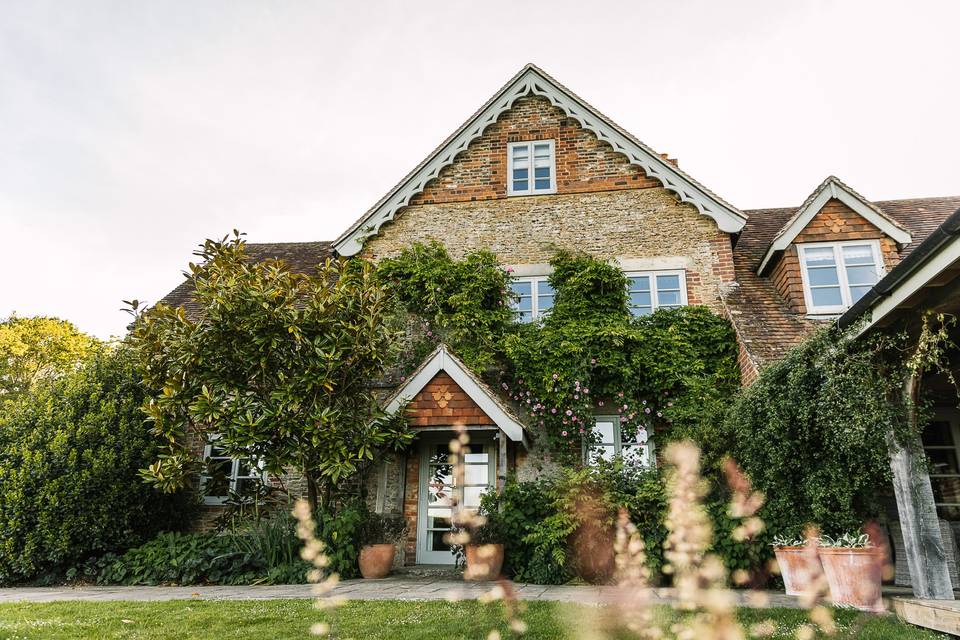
[510,276,554,322]
[200,437,265,505]
[507,140,555,196]
[625,270,687,317]
[922,414,960,519]
[587,417,652,467]
[799,241,884,314]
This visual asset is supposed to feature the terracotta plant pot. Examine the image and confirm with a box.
[818,547,884,611]
[464,543,504,581]
[773,546,821,596]
[358,543,396,579]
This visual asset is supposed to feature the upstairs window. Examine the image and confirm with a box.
[510,276,554,322]
[507,140,556,196]
[587,416,651,467]
[201,437,265,506]
[798,240,884,315]
[625,270,687,317]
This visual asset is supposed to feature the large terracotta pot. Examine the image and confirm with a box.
[359,543,396,579]
[773,546,821,596]
[464,543,504,581]
[818,547,884,611]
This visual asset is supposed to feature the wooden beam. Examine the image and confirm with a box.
[894,598,960,635]
[497,433,507,492]
[888,372,955,599]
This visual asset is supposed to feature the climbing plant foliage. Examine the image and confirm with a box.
[378,244,741,464]
[720,322,933,538]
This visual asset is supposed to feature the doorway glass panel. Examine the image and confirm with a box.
[419,440,494,562]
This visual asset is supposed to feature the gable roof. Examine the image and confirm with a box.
[383,345,527,443]
[727,194,960,371]
[333,63,747,256]
[756,176,913,275]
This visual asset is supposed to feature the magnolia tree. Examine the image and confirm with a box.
[127,232,412,509]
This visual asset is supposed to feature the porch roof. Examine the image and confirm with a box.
[383,345,527,443]
[838,206,960,336]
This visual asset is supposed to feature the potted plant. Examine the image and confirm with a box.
[357,514,407,579]
[817,533,884,611]
[770,534,820,596]
[455,507,505,582]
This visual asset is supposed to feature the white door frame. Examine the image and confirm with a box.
[415,434,496,564]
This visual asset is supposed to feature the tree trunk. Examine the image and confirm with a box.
[305,469,320,513]
[888,372,954,599]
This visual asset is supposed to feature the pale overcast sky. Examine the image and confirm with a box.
[2,1,958,339]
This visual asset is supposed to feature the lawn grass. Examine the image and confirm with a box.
[0,599,947,640]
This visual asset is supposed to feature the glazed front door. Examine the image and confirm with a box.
[416,438,495,564]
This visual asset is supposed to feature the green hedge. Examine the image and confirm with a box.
[0,347,190,584]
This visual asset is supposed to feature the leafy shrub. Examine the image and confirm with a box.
[376,242,514,370]
[359,513,407,546]
[315,500,366,579]
[97,516,310,586]
[0,346,190,584]
[96,532,252,585]
[485,464,668,585]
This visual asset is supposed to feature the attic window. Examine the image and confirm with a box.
[798,240,884,315]
[507,140,555,196]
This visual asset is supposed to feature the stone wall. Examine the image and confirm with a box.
[364,188,735,312]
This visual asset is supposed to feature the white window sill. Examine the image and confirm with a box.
[506,189,557,197]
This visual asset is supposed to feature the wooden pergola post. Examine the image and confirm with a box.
[888,371,954,599]
[497,432,508,492]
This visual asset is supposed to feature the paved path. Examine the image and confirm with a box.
[0,576,809,608]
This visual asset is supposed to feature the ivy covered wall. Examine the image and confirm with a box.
[376,242,740,465]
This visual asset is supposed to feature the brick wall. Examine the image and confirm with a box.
[402,452,419,565]
[736,338,759,387]
[770,198,901,314]
[408,96,661,206]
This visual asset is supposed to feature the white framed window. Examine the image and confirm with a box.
[798,240,885,315]
[507,140,556,196]
[587,416,652,467]
[510,276,555,322]
[922,411,960,520]
[624,270,687,317]
[200,436,265,506]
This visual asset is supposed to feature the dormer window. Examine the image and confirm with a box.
[507,140,555,196]
[798,240,884,315]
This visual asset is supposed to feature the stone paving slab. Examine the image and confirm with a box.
[0,576,809,608]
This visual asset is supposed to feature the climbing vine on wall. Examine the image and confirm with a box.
[721,314,959,538]
[377,244,741,465]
